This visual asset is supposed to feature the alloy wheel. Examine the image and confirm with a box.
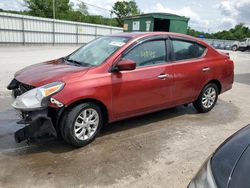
[201,87,216,109]
[74,108,99,140]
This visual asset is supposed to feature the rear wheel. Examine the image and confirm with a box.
[232,45,238,51]
[62,102,103,147]
[193,83,218,113]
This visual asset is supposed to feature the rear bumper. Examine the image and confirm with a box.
[221,83,233,94]
[15,109,57,143]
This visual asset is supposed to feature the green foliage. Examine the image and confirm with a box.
[0,0,140,27]
[0,8,30,15]
[0,0,120,27]
[112,0,140,26]
[188,24,250,40]
[24,0,72,19]
[77,2,88,16]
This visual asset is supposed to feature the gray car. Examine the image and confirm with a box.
[188,124,250,188]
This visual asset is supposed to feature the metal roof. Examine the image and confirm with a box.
[122,12,189,21]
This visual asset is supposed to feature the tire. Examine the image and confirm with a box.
[193,83,219,113]
[62,102,103,147]
[59,111,70,143]
[232,45,238,51]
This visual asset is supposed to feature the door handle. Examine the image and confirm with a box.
[158,74,170,79]
[202,67,211,72]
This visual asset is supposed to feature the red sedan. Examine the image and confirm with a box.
[7,32,234,147]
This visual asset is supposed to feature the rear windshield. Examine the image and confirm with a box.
[67,36,130,66]
[240,38,246,42]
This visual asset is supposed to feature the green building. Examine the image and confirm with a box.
[122,13,189,34]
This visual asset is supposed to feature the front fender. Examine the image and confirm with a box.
[52,77,113,120]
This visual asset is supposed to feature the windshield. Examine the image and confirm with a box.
[67,36,130,66]
[240,38,246,42]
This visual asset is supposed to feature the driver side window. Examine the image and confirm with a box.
[124,40,166,67]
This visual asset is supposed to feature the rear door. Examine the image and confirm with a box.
[168,38,209,105]
[111,38,173,119]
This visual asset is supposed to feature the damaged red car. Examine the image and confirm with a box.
[7,32,234,147]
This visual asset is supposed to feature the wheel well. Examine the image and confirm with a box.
[207,80,221,94]
[62,99,109,125]
[232,45,238,50]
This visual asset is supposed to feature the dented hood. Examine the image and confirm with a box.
[15,59,89,87]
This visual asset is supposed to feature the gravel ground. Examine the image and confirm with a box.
[0,46,250,188]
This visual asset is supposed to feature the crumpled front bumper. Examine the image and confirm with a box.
[7,79,59,143]
[15,109,57,143]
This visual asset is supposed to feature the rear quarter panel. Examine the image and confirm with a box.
[206,51,234,93]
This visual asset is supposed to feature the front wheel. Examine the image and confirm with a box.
[62,102,103,147]
[193,83,218,113]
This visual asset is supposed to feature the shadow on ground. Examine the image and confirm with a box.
[0,98,239,155]
[235,73,250,86]
[0,98,239,187]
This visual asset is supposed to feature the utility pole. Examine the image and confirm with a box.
[110,11,113,26]
[52,0,55,45]
[53,0,56,19]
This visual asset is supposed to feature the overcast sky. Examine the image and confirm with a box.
[0,0,250,33]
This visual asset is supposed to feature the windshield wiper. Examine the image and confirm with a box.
[61,57,92,67]
[66,58,83,65]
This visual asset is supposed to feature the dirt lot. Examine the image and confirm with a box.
[0,46,250,188]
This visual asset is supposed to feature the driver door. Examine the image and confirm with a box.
[111,39,174,119]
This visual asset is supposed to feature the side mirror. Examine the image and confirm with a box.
[115,59,136,71]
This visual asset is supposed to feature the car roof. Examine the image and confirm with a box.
[109,32,208,46]
[110,31,194,39]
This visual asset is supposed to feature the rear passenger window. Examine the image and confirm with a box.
[172,40,206,61]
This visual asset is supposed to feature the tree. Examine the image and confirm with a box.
[112,0,140,26]
[21,0,119,26]
[77,2,88,16]
[24,0,72,19]
[188,24,250,40]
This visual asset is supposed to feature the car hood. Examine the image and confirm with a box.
[15,59,90,87]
